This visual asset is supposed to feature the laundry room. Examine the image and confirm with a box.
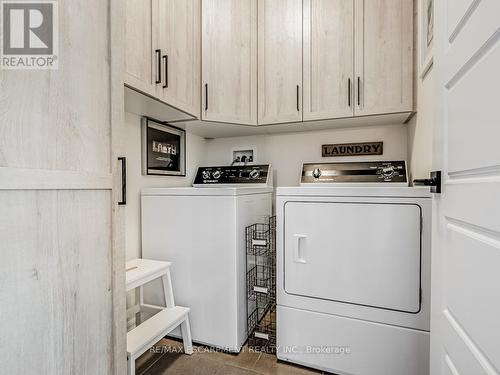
[2,1,498,375]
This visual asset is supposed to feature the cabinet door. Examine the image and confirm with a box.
[0,0,124,373]
[160,0,201,117]
[303,0,354,121]
[125,0,157,96]
[354,0,413,116]
[258,0,303,125]
[202,0,257,124]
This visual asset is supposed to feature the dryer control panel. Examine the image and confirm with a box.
[301,161,408,185]
[193,164,271,186]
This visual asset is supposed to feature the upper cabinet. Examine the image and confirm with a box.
[303,0,412,120]
[257,0,303,125]
[202,0,257,125]
[125,0,200,118]
[160,0,200,117]
[303,0,355,121]
[125,0,156,97]
[125,0,413,128]
[354,0,413,116]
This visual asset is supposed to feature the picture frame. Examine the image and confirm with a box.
[418,0,434,79]
[142,118,186,176]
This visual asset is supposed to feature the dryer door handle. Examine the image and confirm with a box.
[293,234,307,264]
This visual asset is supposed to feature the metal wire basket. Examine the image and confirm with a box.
[246,216,276,256]
[246,216,276,353]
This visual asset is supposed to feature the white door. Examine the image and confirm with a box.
[0,1,126,374]
[257,0,303,125]
[303,0,354,121]
[354,0,413,116]
[431,1,500,374]
[202,0,257,124]
[284,202,422,313]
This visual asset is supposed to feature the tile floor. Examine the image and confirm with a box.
[136,338,332,375]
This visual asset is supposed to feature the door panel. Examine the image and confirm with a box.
[125,0,155,96]
[202,0,257,124]
[431,0,500,373]
[284,202,421,312]
[0,191,112,374]
[258,0,302,124]
[0,1,111,173]
[445,9,500,173]
[0,0,123,373]
[354,0,413,116]
[444,227,500,371]
[161,0,200,117]
[303,0,354,120]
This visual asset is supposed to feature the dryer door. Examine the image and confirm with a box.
[284,201,421,313]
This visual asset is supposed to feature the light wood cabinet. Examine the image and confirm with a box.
[159,0,200,117]
[125,0,156,97]
[303,0,355,121]
[354,0,413,116]
[257,0,303,125]
[125,0,200,118]
[202,0,257,124]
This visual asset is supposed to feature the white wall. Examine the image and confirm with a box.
[123,112,206,260]
[205,125,408,187]
[408,71,434,181]
[407,2,434,181]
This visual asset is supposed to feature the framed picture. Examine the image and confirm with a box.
[142,118,186,176]
[418,0,434,79]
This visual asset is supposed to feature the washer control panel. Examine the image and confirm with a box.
[301,161,408,185]
[193,164,270,186]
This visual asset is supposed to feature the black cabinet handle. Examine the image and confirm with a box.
[357,76,361,106]
[204,83,208,111]
[118,157,126,205]
[348,78,351,107]
[162,54,168,88]
[296,85,300,112]
[155,49,161,84]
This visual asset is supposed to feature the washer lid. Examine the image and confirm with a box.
[142,186,273,196]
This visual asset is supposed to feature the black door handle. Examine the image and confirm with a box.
[296,85,300,112]
[118,157,127,205]
[413,171,441,193]
[348,78,351,107]
[155,49,161,84]
[204,83,208,111]
[162,54,168,88]
[357,76,361,106]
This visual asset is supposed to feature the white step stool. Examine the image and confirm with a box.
[126,258,193,375]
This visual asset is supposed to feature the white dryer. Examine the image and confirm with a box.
[141,165,272,352]
[276,161,431,375]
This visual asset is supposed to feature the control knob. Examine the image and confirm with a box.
[212,170,222,179]
[202,170,211,179]
[249,169,260,179]
[381,166,395,179]
[312,168,322,179]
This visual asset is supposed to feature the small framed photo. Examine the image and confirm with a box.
[142,118,186,176]
[418,0,434,79]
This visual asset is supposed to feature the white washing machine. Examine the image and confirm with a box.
[276,161,431,375]
[141,165,272,352]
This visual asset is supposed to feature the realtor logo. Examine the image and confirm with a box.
[1,0,58,69]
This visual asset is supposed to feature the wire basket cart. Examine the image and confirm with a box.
[246,216,276,353]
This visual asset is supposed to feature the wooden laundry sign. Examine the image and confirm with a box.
[322,142,383,157]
